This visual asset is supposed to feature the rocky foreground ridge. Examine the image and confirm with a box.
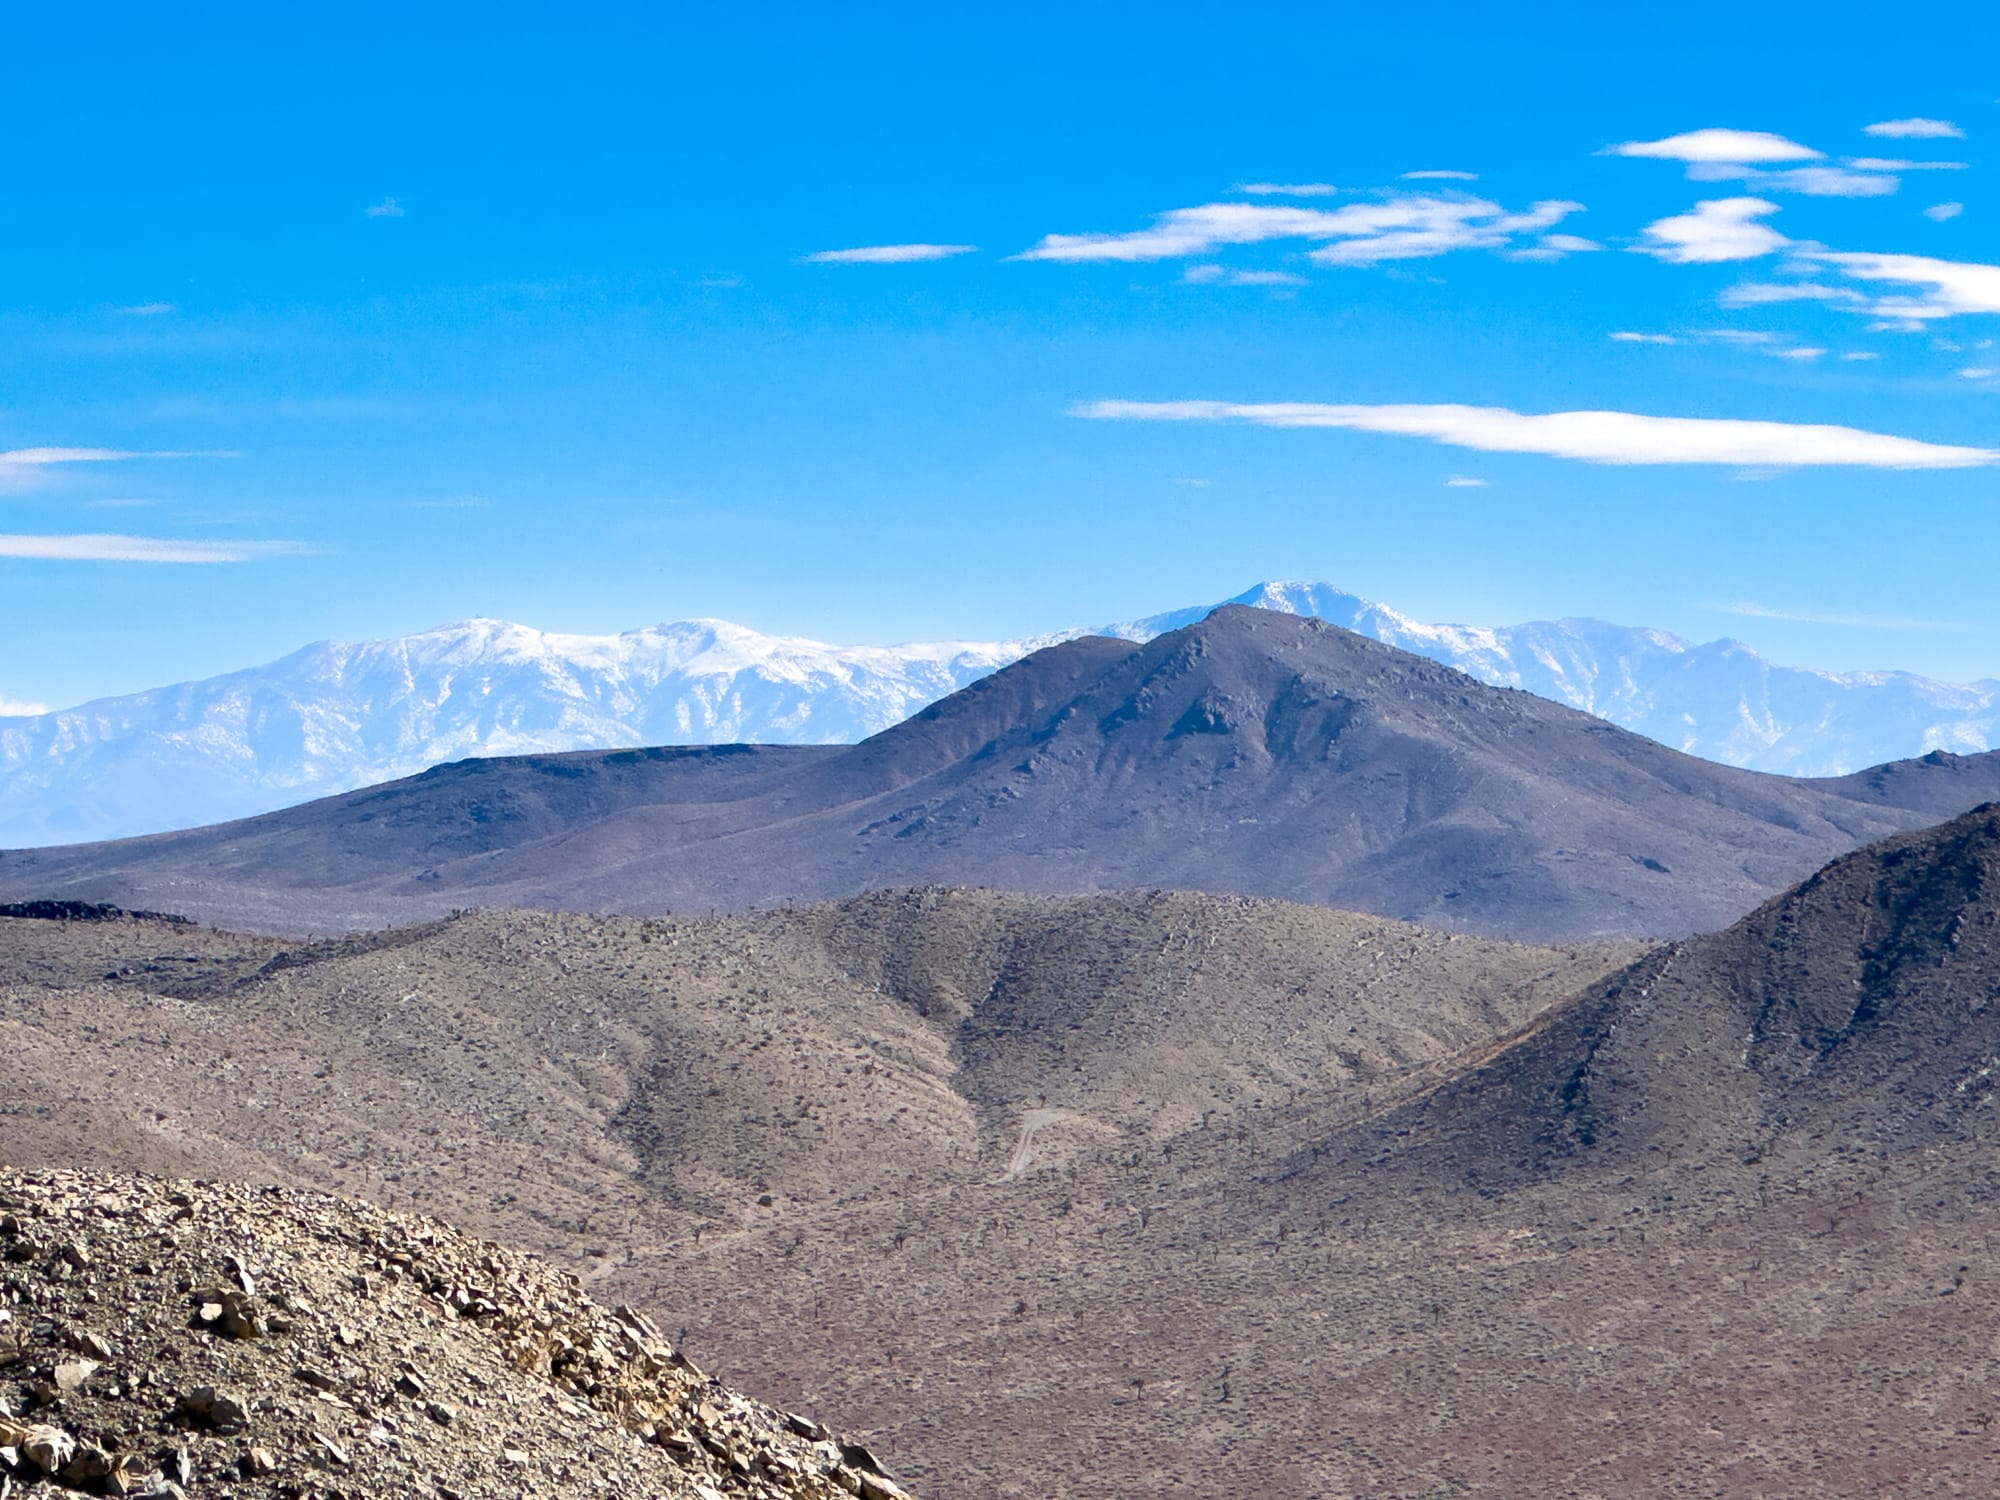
[0,1168,911,1500]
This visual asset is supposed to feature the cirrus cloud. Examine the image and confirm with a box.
[1848,157,1967,171]
[1182,265,1308,287]
[1797,249,2000,320]
[1685,162,1898,197]
[1709,600,1957,629]
[1720,281,1868,307]
[0,446,233,465]
[1071,398,1998,469]
[1236,182,1336,196]
[1018,194,1584,266]
[0,533,305,564]
[803,243,977,264]
[1864,118,1964,139]
[0,446,240,493]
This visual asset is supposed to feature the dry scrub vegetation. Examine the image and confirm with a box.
[0,889,1624,1496]
[5,811,2000,1500]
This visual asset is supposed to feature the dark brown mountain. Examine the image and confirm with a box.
[1332,798,2000,1189]
[4,606,1997,941]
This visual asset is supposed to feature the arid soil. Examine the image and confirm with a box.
[0,1166,910,1499]
[6,805,2000,1497]
[9,609,1997,943]
[0,890,1628,1496]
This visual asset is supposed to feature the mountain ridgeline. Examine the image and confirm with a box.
[5,607,1999,941]
[4,580,1994,847]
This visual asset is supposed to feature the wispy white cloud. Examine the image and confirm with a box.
[1017,194,1583,266]
[365,196,405,218]
[1709,600,1957,629]
[115,302,176,316]
[0,446,237,492]
[1864,118,1964,139]
[1606,129,1821,163]
[1072,398,1999,468]
[1613,328,1826,361]
[0,533,304,563]
[1961,366,1996,380]
[82,497,155,509]
[1925,202,1965,222]
[803,243,977,264]
[0,697,48,717]
[0,446,227,465]
[1509,232,1603,261]
[1797,249,2000,320]
[1236,182,1336,196]
[1182,264,1308,287]
[1444,474,1488,486]
[1686,162,1898,197]
[1840,351,1880,361]
[1402,169,1478,181]
[1636,197,1789,263]
[1720,281,1868,307]
[1848,157,1967,171]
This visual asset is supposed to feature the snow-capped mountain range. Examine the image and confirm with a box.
[2,580,1994,846]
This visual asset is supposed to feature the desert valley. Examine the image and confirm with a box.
[7,607,2000,1497]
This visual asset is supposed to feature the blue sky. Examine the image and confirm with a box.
[4,1,1998,712]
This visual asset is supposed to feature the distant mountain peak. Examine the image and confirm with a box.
[10,606,1998,944]
[1,580,1993,846]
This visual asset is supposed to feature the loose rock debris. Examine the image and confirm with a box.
[0,1168,912,1499]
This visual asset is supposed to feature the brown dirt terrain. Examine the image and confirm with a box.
[7,805,2000,1497]
[0,890,1629,1496]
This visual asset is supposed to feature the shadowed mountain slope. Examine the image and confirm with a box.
[1332,800,2000,1192]
[5,608,1999,941]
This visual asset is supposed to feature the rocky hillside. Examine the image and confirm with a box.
[13,827,2000,1494]
[0,1168,913,1500]
[1344,799,2000,1187]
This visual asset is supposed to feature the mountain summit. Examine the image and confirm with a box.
[3,582,1993,846]
[6,607,1997,941]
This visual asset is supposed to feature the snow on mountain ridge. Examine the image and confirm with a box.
[1,583,1994,846]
